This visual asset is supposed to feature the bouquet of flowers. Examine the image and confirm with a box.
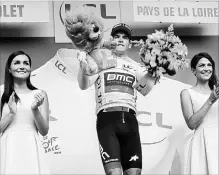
[132,24,189,80]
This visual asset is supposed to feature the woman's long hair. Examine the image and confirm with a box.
[190,52,218,90]
[0,51,37,117]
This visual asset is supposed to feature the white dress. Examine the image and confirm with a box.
[0,91,50,174]
[186,89,218,174]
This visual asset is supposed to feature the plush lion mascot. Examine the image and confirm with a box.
[64,5,115,75]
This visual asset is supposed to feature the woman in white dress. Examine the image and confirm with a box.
[0,51,50,174]
[180,52,219,174]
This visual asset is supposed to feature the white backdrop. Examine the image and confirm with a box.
[30,48,193,174]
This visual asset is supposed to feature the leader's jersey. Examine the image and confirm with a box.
[95,55,139,114]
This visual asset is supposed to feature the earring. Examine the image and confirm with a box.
[192,69,196,76]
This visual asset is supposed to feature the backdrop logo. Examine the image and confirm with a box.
[59,1,116,29]
[55,60,67,74]
[54,1,120,43]
[41,136,61,154]
[137,111,172,145]
[41,110,60,154]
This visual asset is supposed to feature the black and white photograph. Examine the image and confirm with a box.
[0,0,218,174]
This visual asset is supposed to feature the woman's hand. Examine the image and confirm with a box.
[8,92,17,115]
[208,85,219,104]
[31,90,46,110]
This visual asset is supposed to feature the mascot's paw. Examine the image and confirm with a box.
[79,54,99,76]
[77,51,88,64]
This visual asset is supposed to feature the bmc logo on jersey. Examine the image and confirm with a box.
[104,72,135,95]
[106,72,135,84]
